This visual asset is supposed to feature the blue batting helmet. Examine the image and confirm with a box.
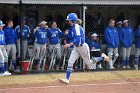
[66,13,78,22]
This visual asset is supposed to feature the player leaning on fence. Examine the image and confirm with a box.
[48,21,64,70]
[33,21,48,71]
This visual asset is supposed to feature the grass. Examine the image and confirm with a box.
[0,70,140,88]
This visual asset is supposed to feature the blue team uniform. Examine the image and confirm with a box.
[119,26,134,48]
[134,26,140,66]
[65,27,74,48]
[90,41,101,50]
[71,24,85,46]
[135,26,140,48]
[4,26,17,44]
[85,38,91,48]
[48,28,64,45]
[104,26,119,48]
[33,27,48,44]
[0,30,5,45]
[15,25,30,40]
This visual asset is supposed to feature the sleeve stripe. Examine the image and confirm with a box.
[75,24,81,36]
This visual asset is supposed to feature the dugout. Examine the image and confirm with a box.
[0,0,139,52]
[0,0,140,71]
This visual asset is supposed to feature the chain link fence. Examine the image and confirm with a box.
[0,3,140,74]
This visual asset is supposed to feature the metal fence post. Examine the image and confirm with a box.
[19,0,23,73]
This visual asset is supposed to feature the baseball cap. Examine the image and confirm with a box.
[91,33,98,37]
[123,20,129,23]
[0,20,5,26]
[39,21,47,25]
[116,21,122,24]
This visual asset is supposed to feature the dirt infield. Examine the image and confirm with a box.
[0,79,140,93]
[0,70,140,93]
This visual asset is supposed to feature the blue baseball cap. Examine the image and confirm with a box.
[0,20,5,26]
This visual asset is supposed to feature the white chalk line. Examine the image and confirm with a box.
[0,81,140,91]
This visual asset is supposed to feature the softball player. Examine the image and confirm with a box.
[104,19,119,69]
[48,21,64,70]
[4,20,19,72]
[59,13,109,84]
[116,21,123,68]
[134,24,140,69]
[120,20,134,69]
[15,17,30,60]
[87,33,109,69]
[33,21,48,70]
[0,20,11,76]
[90,33,102,69]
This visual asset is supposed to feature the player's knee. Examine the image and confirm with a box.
[67,62,73,68]
[108,52,113,56]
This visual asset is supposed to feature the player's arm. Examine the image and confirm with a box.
[15,26,20,40]
[58,28,65,37]
[64,27,81,48]
[104,29,113,45]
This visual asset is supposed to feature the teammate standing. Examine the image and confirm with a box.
[0,20,11,76]
[4,20,19,72]
[104,19,119,69]
[33,21,48,70]
[59,13,108,84]
[120,20,134,69]
[48,21,64,70]
[116,21,123,68]
[15,17,30,60]
[134,24,140,69]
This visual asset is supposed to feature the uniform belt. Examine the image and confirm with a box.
[76,45,83,47]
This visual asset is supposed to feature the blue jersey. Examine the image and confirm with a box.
[90,41,101,50]
[135,26,140,48]
[4,26,17,44]
[119,26,134,48]
[71,24,85,46]
[104,26,119,48]
[66,27,73,44]
[15,25,30,40]
[85,38,92,48]
[116,27,123,43]
[65,27,74,48]
[0,30,5,45]
[48,28,64,45]
[33,27,48,44]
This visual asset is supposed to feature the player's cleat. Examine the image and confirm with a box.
[101,53,110,62]
[97,64,103,69]
[59,78,69,84]
[134,65,138,70]
[14,69,20,73]
[109,66,115,70]
[126,65,131,69]
[122,66,126,69]
[0,71,11,76]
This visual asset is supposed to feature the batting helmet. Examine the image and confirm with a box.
[66,13,78,23]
